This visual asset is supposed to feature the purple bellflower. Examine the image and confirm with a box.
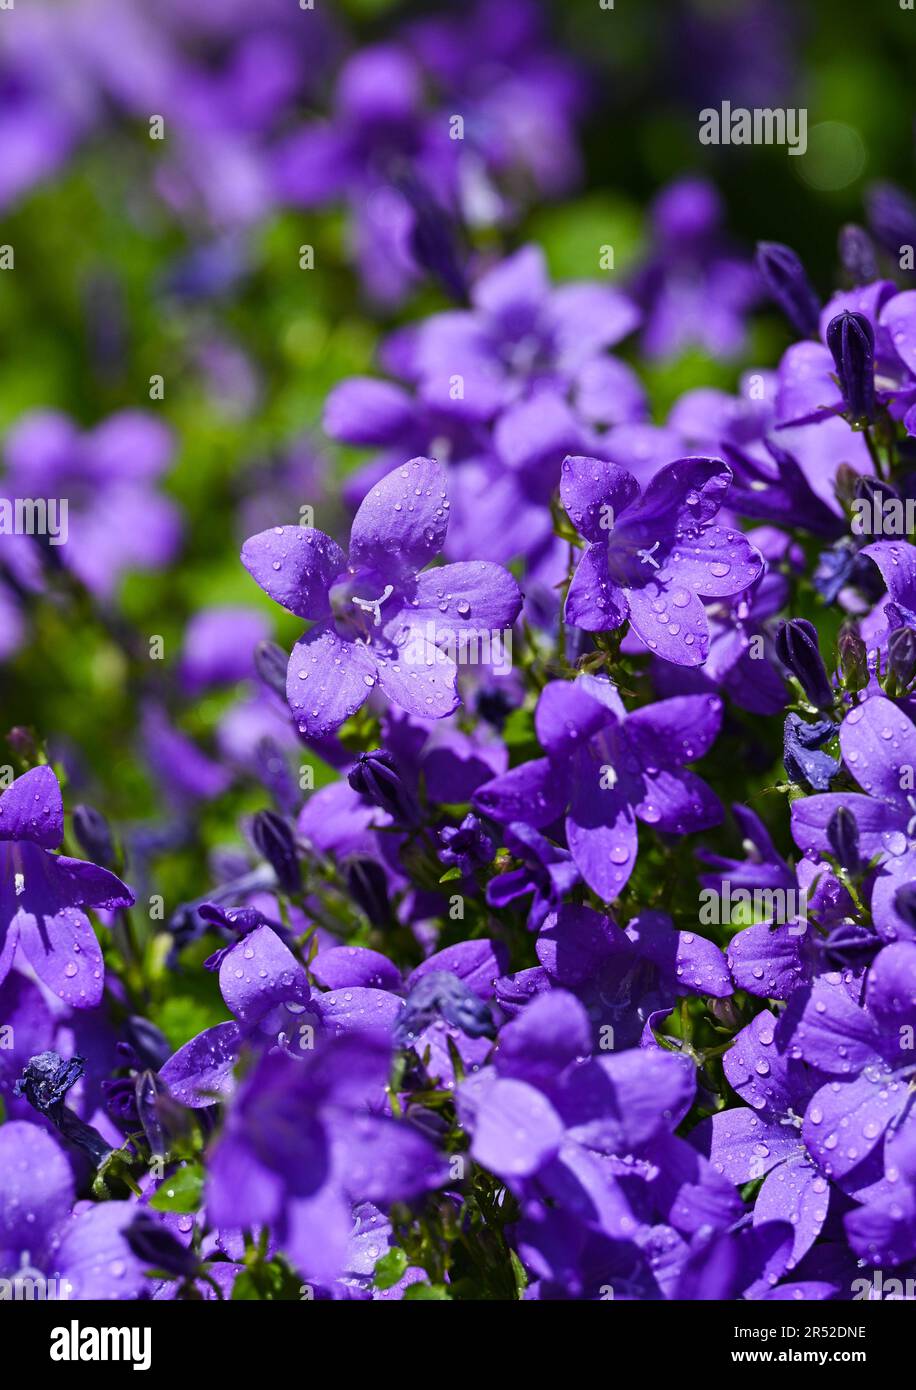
[242,457,522,738]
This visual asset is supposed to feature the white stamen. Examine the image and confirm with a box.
[352,583,395,627]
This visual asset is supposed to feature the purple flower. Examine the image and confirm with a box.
[534,904,730,1050]
[205,1037,446,1284]
[0,766,133,1007]
[457,990,695,1235]
[792,694,916,943]
[242,456,522,738]
[559,455,764,665]
[776,943,916,1192]
[485,822,579,931]
[693,1010,829,1267]
[476,676,723,900]
[0,1120,149,1299]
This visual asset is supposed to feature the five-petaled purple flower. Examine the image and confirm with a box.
[242,457,522,738]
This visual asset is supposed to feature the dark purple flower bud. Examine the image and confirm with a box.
[826,310,876,422]
[254,640,289,700]
[251,810,301,895]
[123,1015,172,1070]
[827,805,860,873]
[15,1052,112,1165]
[345,857,393,928]
[756,241,821,337]
[838,224,877,285]
[439,813,496,876]
[348,750,419,825]
[123,1210,200,1279]
[838,627,868,693]
[254,735,298,814]
[400,175,469,304]
[395,971,495,1047]
[853,476,899,541]
[72,803,116,867]
[475,685,514,730]
[888,626,916,691]
[864,181,916,258]
[775,619,834,708]
[894,883,916,930]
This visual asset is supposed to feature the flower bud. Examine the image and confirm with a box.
[827,805,860,873]
[251,810,301,895]
[756,241,821,338]
[838,627,868,693]
[838,224,877,285]
[775,619,834,708]
[254,640,289,700]
[345,857,393,927]
[73,803,116,867]
[888,626,916,692]
[826,310,876,423]
[347,750,419,825]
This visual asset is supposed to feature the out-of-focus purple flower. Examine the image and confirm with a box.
[0,1120,150,1298]
[204,1037,446,1284]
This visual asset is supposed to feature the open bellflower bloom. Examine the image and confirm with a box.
[242,457,522,737]
[559,455,764,665]
[0,766,133,1007]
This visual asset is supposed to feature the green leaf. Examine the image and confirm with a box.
[149,1163,204,1213]
[374,1247,408,1290]
[403,1282,451,1301]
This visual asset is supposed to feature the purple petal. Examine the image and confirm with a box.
[536,904,628,985]
[409,939,506,996]
[495,990,591,1086]
[348,457,449,579]
[664,526,764,597]
[314,985,403,1039]
[474,757,569,828]
[286,624,375,738]
[311,946,402,992]
[373,632,459,721]
[803,1072,899,1179]
[559,454,640,544]
[626,581,709,666]
[467,1075,564,1178]
[0,766,63,848]
[861,540,916,615]
[728,920,807,1000]
[534,679,615,761]
[635,767,722,835]
[866,941,916,1035]
[626,694,722,767]
[693,1108,797,1185]
[754,1155,830,1266]
[219,926,310,1025]
[565,544,629,632]
[566,756,639,899]
[241,527,345,620]
[159,1021,245,1108]
[322,377,415,446]
[56,1202,148,1299]
[840,695,916,809]
[0,1120,73,1257]
[792,792,903,861]
[411,560,522,634]
[16,906,104,1008]
[471,244,549,336]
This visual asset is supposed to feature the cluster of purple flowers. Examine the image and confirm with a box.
[5,0,916,1309]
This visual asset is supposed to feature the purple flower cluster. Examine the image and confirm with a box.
[5,0,916,1311]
